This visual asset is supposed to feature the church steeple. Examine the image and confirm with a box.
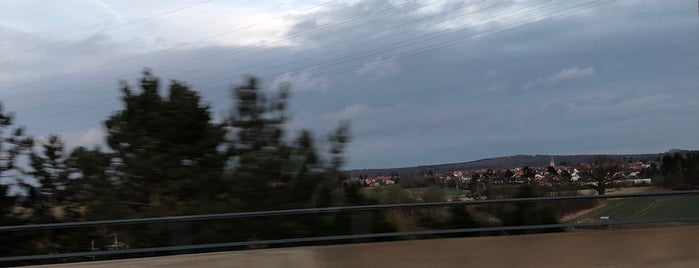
[549,156,555,168]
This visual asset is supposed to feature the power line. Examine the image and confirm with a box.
[13,0,612,132]
[12,0,591,120]
[13,0,215,55]
[8,0,516,119]
[294,0,613,83]
[32,0,454,98]
[150,0,449,77]
[7,0,446,114]
[177,0,607,103]
[153,0,563,88]
[156,0,501,82]
[2,0,342,92]
[216,0,554,84]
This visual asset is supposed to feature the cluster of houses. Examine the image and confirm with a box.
[349,158,657,188]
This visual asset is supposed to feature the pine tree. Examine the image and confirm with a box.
[63,146,120,220]
[226,77,290,210]
[29,136,66,202]
[0,102,33,185]
[104,70,226,213]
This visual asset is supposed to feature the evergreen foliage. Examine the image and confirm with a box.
[104,69,227,214]
[661,153,699,189]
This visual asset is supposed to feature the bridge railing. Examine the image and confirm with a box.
[2,190,699,264]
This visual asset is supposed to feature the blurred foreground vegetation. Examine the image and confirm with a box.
[1,69,698,265]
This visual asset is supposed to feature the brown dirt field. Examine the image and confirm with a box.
[35,225,699,268]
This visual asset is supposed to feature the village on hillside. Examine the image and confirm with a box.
[347,157,659,199]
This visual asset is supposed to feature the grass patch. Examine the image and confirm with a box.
[570,194,699,223]
[360,187,471,202]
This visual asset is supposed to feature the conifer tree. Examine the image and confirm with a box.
[104,70,226,213]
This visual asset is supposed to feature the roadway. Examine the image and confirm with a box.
[33,225,699,268]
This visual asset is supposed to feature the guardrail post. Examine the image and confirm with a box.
[352,211,373,243]
[169,222,192,254]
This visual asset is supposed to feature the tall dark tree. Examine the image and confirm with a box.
[477,169,494,198]
[521,166,535,181]
[660,153,699,189]
[226,78,354,210]
[547,165,558,178]
[469,173,481,194]
[582,156,621,195]
[221,77,385,242]
[63,146,120,220]
[0,102,33,185]
[560,169,573,182]
[104,70,227,213]
[0,105,38,257]
[306,121,352,208]
[0,184,15,221]
[326,121,350,173]
[16,135,72,254]
[504,169,515,179]
[483,169,495,181]
[283,130,322,207]
[0,184,18,254]
[16,135,78,255]
[226,77,290,210]
[28,136,67,201]
[0,103,32,245]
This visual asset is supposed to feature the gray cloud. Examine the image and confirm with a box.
[523,66,595,90]
[1,0,698,169]
[355,57,402,80]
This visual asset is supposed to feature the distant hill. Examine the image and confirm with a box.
[346,150,697,177]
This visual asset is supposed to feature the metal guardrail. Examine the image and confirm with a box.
[2,190,699,263]
[3,190,698,232]
[3,216,699,262]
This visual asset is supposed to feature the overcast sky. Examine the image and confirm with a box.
[1,0,698,170]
